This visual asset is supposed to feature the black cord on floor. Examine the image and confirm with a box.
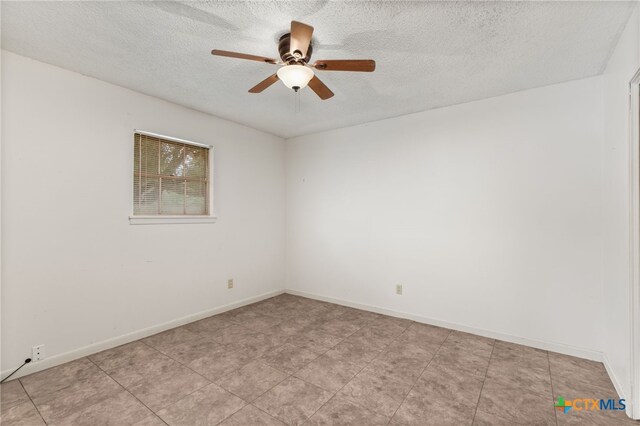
[0,358,31,384]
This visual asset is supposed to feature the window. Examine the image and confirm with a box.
[131,131,215,224]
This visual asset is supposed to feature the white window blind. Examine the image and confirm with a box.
[133,132,209,216]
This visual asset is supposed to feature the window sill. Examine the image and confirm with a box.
[129,215,217,225]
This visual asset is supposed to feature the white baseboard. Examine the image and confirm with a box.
[603,355,636,419]
[1,289,285,381]
[285,289,604,362]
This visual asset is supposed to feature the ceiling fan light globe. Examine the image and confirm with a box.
[277,65,314,90]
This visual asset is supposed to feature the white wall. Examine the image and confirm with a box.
[286,76,605,357]
[1,51,286,373]
[602,4,640,410]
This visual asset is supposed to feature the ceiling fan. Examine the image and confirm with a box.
[211,21,376,100]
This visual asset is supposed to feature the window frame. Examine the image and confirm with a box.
[129,130,216,225]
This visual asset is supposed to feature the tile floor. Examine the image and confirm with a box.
[1,294,637,425]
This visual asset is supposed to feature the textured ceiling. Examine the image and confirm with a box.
[1,1,637,138]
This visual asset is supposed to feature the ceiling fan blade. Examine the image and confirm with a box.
[307,75,334,100]
[211,49,277,65]
[290,21,314,59]
[313,59,376,72]
[248,73,280,93]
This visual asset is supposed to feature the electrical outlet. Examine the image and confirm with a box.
[227,279,234,289]
[32,345,45,362]
[396,284,403,295]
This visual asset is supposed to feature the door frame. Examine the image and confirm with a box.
[629,67,640,420]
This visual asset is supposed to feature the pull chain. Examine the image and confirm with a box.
[294,90,300,114]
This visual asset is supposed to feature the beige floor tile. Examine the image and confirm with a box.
[294,354,362,392]
[549,352,615,391]
[306,396,389,425]
[187,348,255,381]
[217,360,288,402]
[32,372,122,423]
[163,338,231,366]
[392,398,476,425]
[415,362,485,410]
[0,400,46,426]
[0,380,30,411]
[254,377,332,426]
[239,314,284,333]
[219,405,285,426]
[266,319,315,337]
[477,373,555,425]
[399,323,451,345]
[218,306,259,323]
[430,344,492,378]
[385,339,440,361]
[364,348,429,385]
[89,341,157,371]
[369,315,411,328]
[315,318,362,338]
[324,337,383,367]
[286,329,343,354]
[391,364,482,425]
[49,390,152,426]
[335,310,379,328]
[485,361,552,395]
[90,341,176,388]
[472,409,529,425]
[127,362,210,412]
[261,343,319,374]
[237,333,290,359]
[184,315,232,336]
[489,353,551,376]
[142,327,201,355]
[20,358,103,403]
[131,414,168,426]
[337,369,413,417]
[348,326,398,350]
[212,324,261,345]
[254,331,292,345]
[318,304,356,320]
[492,340,549,368]
[157,383,245,425]
[365,316,411,338]
[443,331,495,355]
[391,363,481,425]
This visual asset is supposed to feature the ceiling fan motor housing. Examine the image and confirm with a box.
[279,33,312,64]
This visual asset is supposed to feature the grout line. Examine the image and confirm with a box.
[17,379,48,425]
[136,318,281,425]
[548,351,559,426]
[213,401,245,426]
[85,357,170,425]
[297,314,384,424]
[19,358,127,425]
[385,328,454,425]
[298,353,368,424]
[134,338,214,385]
[252,372,292,402]
[138,326,251,386]
[129,343,227,415]
[249,403,289,423]
[143,298,362,424]
[470,338,496,425]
